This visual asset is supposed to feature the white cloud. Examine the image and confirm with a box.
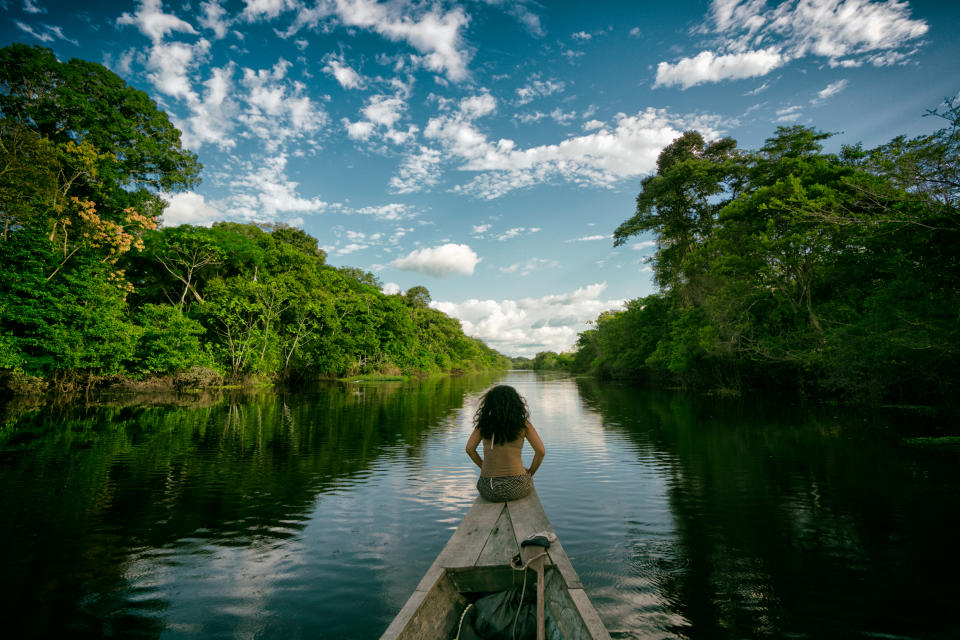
[566,234,610,242]
[159,191,224,227]
[344,93,418,146]
[145,38,211,102]
[237,58,326,150]
[382,282,402,295]
[344,119,375,140]
[352,203,416,221]
[284,0,471,81]
[14,20,53,42]
[392,243,481,277]
[429,108,726,199]
[744,80,770,95]
[323,53,365,89]
[242,0,296,22]
[229,154,329,218]
[497,227,540,241]
[432,283,626,356]
[516,77,566,105]
[775,104,803,122]
[23,0,46,14]
[118,0,198,43]
[655,47,785,89]
[178,63,237,149]
[658,0,929,88]
[499,258,559,276]
[389,146,444,193]
[199,1,231,39]
[15,20,78,45]
[571,31,592,41]
[472,224,491,235]
[815,79,849,102]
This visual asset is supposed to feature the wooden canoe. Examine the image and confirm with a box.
[379,489,611,640]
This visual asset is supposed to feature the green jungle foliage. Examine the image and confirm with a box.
[572,100,960,405]
[0,45,507,386]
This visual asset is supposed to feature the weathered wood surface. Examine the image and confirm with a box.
[413,497,503,593]
[507,491,582,589]
[477,502,519,566]
[380,489,612,640]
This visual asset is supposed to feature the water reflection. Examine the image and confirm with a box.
[2,373,958,639]
[575,378,960,639]
[0,374,499,639]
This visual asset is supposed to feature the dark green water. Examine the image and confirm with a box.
[1,372,958,639]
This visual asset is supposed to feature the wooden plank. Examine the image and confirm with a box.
[380,571,467,640]
[414,497,504,592]
[568,588,613,640]
[477,503,520,566]
[447,566,518,593]
[507,490,583,589]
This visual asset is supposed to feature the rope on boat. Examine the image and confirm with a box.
[511,551,549,640]
[453,551,550,640]
[452,602,473,640]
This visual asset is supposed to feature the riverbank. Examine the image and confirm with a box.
[0,364,508,398]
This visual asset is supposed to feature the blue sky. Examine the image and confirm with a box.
[3,0,958,355]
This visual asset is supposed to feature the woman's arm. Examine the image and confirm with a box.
[524,421,545,476]
[465,428,483,470]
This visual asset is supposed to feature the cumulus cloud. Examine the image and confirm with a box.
[118,0,198,43]
[516,77,566,104]
[323,53,365,89]
[344,92,419,146]
[282,0,472,81]
[432,283,626,356]
[199,1,231,39]
[237,58,326,151]
[655,47,785,89]
[159,191,224,227]
[392,243,481,277]
[427,107,726,199]
[229,154,329,218]
[656,0,928,88]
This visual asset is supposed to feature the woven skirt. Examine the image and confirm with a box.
[477,473,534,502]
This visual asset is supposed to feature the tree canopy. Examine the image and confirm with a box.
[575,98,960,405]
[0,46,508,387]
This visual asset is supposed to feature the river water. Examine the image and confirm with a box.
[1,371,958,639]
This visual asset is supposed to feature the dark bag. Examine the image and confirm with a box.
[459,581,537,640]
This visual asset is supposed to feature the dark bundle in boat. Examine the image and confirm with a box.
[380,490,611,640]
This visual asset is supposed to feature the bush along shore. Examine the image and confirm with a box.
[0,44,508,395]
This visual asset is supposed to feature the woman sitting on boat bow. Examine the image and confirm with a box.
[466,385,545,502]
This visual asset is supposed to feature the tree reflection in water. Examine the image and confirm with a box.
[0,374,499,639]
[575,378,960,640]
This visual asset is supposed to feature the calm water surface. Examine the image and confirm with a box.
[1,371,958,639]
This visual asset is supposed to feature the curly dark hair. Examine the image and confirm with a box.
[473,385,528,444]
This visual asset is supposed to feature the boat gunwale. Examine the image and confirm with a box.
[379,489,611,640]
